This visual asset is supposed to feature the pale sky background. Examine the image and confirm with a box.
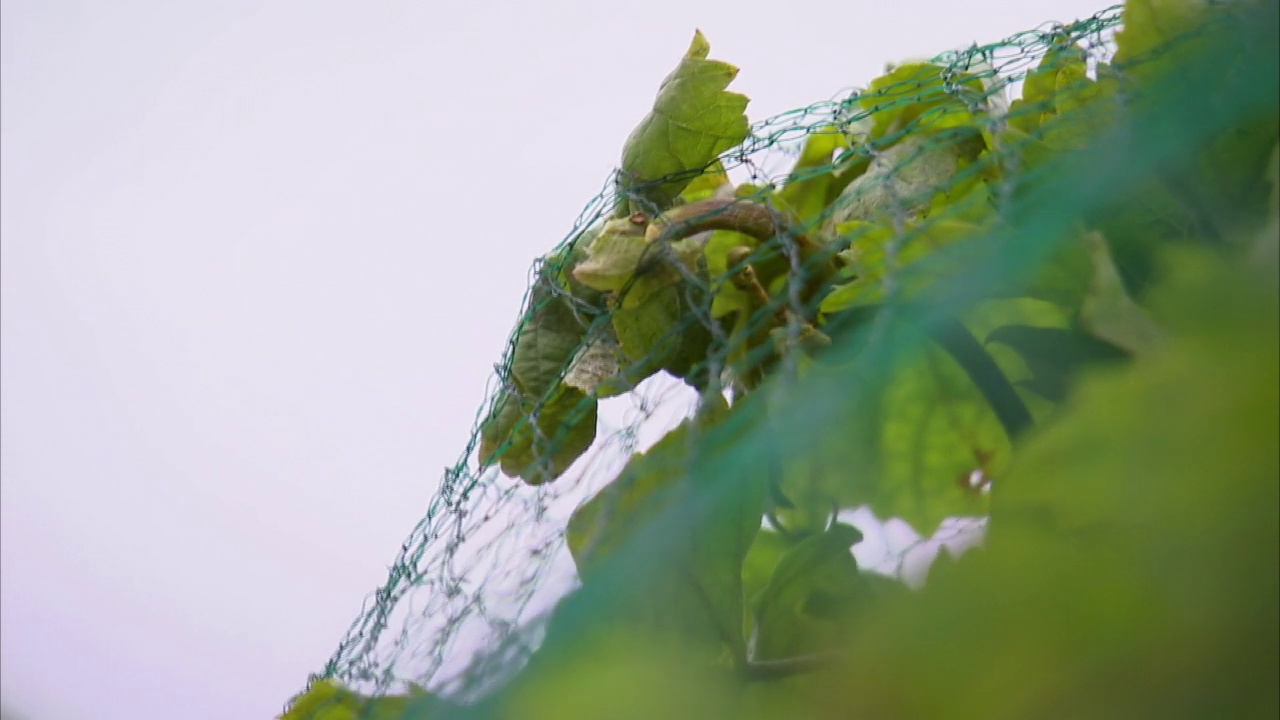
[1,1,1114,718]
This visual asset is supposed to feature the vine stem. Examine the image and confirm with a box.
[928,314,1034,439]
[645,198,841,304]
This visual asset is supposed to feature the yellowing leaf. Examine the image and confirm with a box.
[571,218,651,294]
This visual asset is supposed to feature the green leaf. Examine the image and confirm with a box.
[1086,175,1201,292]
[750,523,867,661]
[768,322,1010,538]
[612,282,713,384]
[740,529,799,618]
[573,216,707,311]
[1021,40,1087,114]
[619,30,751,213]
[553,225,610,304]
[510,304,589,399]
[868,342,1004,534]
[734,245,1278,720]
[997,242,1279,527]
[494,628,740,720]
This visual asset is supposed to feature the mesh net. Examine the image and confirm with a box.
[285,1,1278,717]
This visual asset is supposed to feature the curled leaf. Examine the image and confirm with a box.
[750,522,868,662]
[479,385,598,485]
[571,217,650,294]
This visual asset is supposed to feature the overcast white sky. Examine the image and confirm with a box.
[1,2,1114,718]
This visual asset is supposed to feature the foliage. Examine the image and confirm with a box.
[287,0,1279,717]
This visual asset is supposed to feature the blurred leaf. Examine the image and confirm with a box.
[985,325,1128,402]
[1114,0,1216,80]
[568,401,767,660]
[741,529,800,620]
[280,679,450,720]
[495,628,740,720]
[750,523,868,661]
[1079,230,1164,355]
[767,245,1279,719]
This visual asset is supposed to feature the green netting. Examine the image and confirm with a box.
[284,1,1278,717]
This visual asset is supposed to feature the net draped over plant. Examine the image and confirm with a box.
[285,1,1278,717]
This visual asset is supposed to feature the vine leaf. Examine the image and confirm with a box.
[775,338,1005,537]
[1007,40,1090,135]
[740,529,800,641]
[678,158,732,204]
[619,30,750,213]
[821,218,981,314]
[1117,0,1278,240]
[612,283,713,385]
[483,233,606,484]
[823,131,986,231]
[510,306,588,399]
